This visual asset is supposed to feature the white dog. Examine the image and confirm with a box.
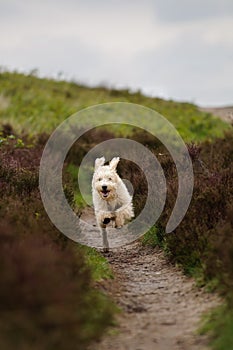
[92,156,134,251]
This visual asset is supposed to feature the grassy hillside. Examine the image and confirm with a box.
[0,70,229,141]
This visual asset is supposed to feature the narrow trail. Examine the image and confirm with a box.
[199,106,233,123]
[93,244,218,350]
[83,209,219,350]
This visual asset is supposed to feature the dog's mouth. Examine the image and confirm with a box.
[101,189,110,198]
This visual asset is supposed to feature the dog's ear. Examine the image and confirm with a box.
[94,157,105,170]
[109,157,120,170]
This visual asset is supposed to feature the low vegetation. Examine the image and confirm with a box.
[0,70,232,349]
[136,130,233,349]
[0,134,115,350]
[0,70,229,141]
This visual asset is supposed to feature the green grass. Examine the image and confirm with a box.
[200,305,233,350]
[79,246,114,281]
[141,226,164,248]
[0,133,26,148]
[65,163,91,209]
[0,70,229,141]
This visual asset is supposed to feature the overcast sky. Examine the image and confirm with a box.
[1,0,233,106]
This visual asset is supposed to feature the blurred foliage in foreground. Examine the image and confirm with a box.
[0,134,115,350]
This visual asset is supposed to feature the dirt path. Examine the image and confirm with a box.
[82,209,219,350]
[93,244,218,350]
[199,106,233,123]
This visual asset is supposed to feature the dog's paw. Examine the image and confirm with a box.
[115,219,124,228]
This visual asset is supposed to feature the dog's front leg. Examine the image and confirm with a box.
[96,211,111,252]
[115,212,124,228]
[100,224,109,252]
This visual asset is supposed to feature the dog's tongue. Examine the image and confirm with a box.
[102,190,109,197]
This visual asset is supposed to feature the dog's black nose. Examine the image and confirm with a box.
[102,185,107,191]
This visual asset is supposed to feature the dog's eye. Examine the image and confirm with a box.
[98,178,102,181]
[109,177,112,181]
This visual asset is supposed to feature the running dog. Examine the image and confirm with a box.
[92,157,134,251]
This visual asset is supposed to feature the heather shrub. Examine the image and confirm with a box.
[117,159,147,217]
[205,203,233,299]
[0,131,116,349]
[0,226,114,350]
[66,127,116,166]
[112,128,233,297]
[138,131,233,296]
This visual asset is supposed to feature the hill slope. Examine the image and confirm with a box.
[0,71,229,141]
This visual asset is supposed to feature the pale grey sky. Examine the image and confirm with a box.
[1,0,233,106]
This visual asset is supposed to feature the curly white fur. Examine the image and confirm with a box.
[92,156,134,251]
